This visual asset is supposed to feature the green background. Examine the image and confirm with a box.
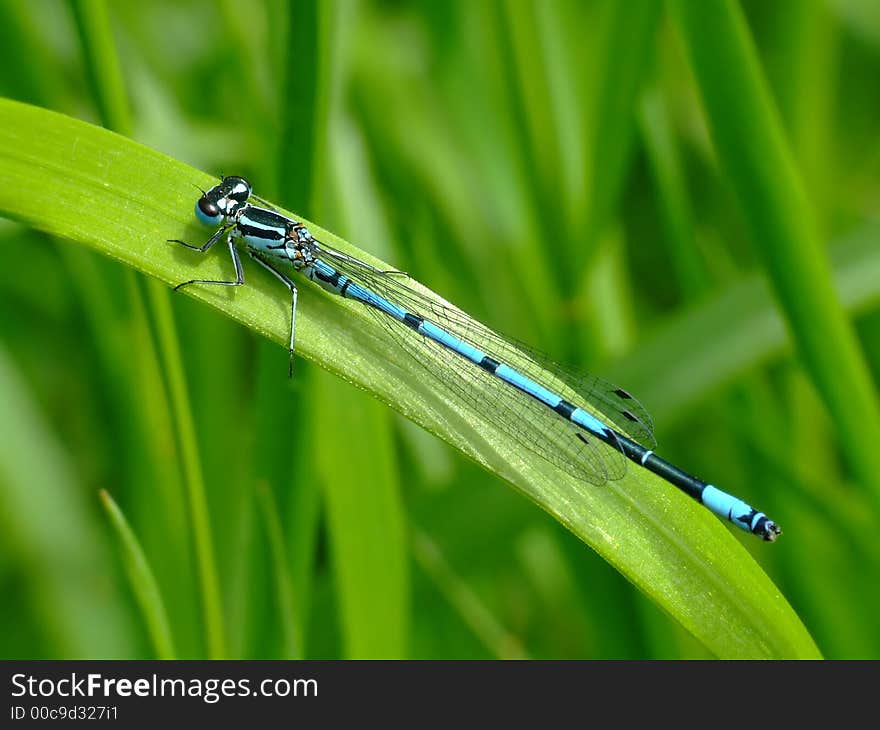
[1,0,878,659]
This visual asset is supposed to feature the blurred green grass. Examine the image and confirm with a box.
[0,0,878,658]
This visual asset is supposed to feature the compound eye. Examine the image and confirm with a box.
[195,197,222,225]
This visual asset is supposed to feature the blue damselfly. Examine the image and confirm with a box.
[171,176,781,541]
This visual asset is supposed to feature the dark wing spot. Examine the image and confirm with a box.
[621,410,638,422]
[614,388,633,399]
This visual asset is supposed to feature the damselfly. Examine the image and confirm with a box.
[171,176,781,541]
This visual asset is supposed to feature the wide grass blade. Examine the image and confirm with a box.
[0,98,819,658]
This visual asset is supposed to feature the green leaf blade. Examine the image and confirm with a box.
[0,98,818,658]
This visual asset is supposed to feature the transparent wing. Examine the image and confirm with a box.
[315,243,656,485]
[316,242,656,446]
